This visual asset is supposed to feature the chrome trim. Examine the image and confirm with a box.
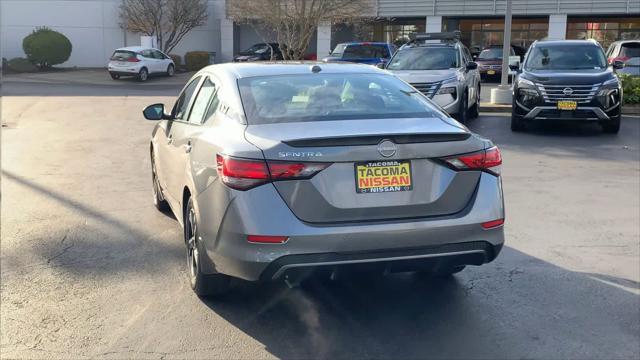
[410,81,442,98]
[271,249,487,279]
[536,83,601,104]
[524,106,610,121]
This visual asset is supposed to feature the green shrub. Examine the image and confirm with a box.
[169,54,182,69]
[619,74,640,105]
[7,57,38,73]
[184,51,210,71]
[22,27,72,69]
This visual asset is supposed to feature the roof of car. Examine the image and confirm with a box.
[340,42,390,46]
[115,46,153,52]
[533,39,600,46]
[205,61,386,79]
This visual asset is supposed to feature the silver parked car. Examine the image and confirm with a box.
[143,62,504,297]
[384,32,481,124]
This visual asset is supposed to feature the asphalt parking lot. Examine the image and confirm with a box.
[1,78,639,359]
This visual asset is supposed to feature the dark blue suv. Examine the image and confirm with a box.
[322,42,396,65]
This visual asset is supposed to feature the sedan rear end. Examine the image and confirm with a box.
[189,67,505,289]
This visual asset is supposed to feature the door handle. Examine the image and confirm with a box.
[184,141,192,153]
[167,135,173,145]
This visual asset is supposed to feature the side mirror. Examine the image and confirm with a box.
[612,60,625,70]
[466,61,478,70]
[376,62,386,69]
[143,103,170,121]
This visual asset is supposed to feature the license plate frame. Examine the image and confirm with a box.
[354,160,413,194]
[557,100,577,111]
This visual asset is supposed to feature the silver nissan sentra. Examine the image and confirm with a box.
[143,62,505,297]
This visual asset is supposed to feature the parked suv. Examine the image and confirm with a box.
[511,40,624,133]
[475,45,525,80]
[323,42,396,65]
[108,46,174,82]
[606,40,640,76]
[384,32,481,124]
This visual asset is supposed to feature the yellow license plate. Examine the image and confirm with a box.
[487,70,496,75]
[557,101,577,110]
[355,161,412,194]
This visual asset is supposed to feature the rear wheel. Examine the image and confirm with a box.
[138,67,148,82]
[185,198,230,297]
[166,64,175,77]
[110,73,120,80]
[602,114,621,134]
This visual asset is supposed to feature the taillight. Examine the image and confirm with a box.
[441,146,502,175]
[481,218,504,229]
[216,154,330,190]
[609,56,629,64]
[247,235,289,244]
[128,56,141,63]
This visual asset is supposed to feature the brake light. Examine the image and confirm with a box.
[441,146,502,175]
[247,235,289,244]
[609,56,629,64]
[481,218,504,229]
[128,56,141,63]
[216,154,330,190]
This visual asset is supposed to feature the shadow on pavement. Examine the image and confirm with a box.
[202,247,639,360]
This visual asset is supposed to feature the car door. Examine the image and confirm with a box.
[157,76,202,206]
[139,49,156,73]
[164,76,220,205]
[153,50,170,72]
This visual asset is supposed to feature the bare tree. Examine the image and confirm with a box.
[120,0,208,54]
[228,0,375,60]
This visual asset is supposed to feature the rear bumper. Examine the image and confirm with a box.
[195,172,505,281]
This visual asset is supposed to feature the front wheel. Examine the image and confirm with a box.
[166,64,175,77]
[151,150,169,212]
[602,114,621,134]
[511,115,525,132]
[455,91,468,124]
[110,73,120,80]
[185,198,230,297]
[138,68,148,82]
[469,85,480,119]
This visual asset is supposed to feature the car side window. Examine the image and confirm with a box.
[187,77,220,124]
[172,77,201,120]
[153,50,165,59]
[141,50,153,58]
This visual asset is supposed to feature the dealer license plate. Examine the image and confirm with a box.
[355,160,412,194]
[557,100,577,111]
[487,70,496,75]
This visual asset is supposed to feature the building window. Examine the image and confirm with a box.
[446,18,548,54]
[372,18,426,47]
[567,17,640,49]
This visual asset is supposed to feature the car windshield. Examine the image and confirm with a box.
[111,50,137,61]
[342,44,389,59]
[478,47,513,59]
[244,44,270,55]
[238,73,444,124]
[387,47,459,70]
[525,44,607,70]
[330,43,348,56]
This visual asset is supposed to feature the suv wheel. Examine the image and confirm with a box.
[602,114,621,134]
[455,90,468,124]
[469,85,480,119]
[185,197,230,297]
[511,98,525,132]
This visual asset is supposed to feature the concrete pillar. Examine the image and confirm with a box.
[220,18,235,63]
[426,16,443,33]
[317,22,332,59]
[548,14,567,40]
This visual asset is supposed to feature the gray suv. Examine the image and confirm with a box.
[384,32,481,124]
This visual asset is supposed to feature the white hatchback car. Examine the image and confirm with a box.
[108,46,175,81]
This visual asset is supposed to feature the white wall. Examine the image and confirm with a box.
[0,0,226,67]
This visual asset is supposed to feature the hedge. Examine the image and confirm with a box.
[185,51,210,71]
[169,54,182,70]
[22,27,72,69]
[7,57,38,73]
[619,74,640,105]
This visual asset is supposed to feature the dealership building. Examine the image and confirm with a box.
[1,0,638,67]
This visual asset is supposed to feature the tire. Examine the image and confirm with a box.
[138,67,148,82]
[602,114,621,134]
[511,114,525,132]
[455,90,468,124]
[469,85,480,119]
[185,197,230,297]
[434,265,466,277]
[166,64,175,77]
[151,150,169,212]
[110,73,120,80]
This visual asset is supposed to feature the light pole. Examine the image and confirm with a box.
[490,0,513,104]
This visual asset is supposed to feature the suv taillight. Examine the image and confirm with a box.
[216,155,330,190]
[440,146,502,175]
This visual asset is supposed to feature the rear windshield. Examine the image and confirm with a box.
[331,43,348,56]
[525,44,607,70]
[387,47,460,70]
[620,43,640,58]
[111,50,137,61]
[478,47,514,59]
[342,45,389,59]
[238,73,443,124]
